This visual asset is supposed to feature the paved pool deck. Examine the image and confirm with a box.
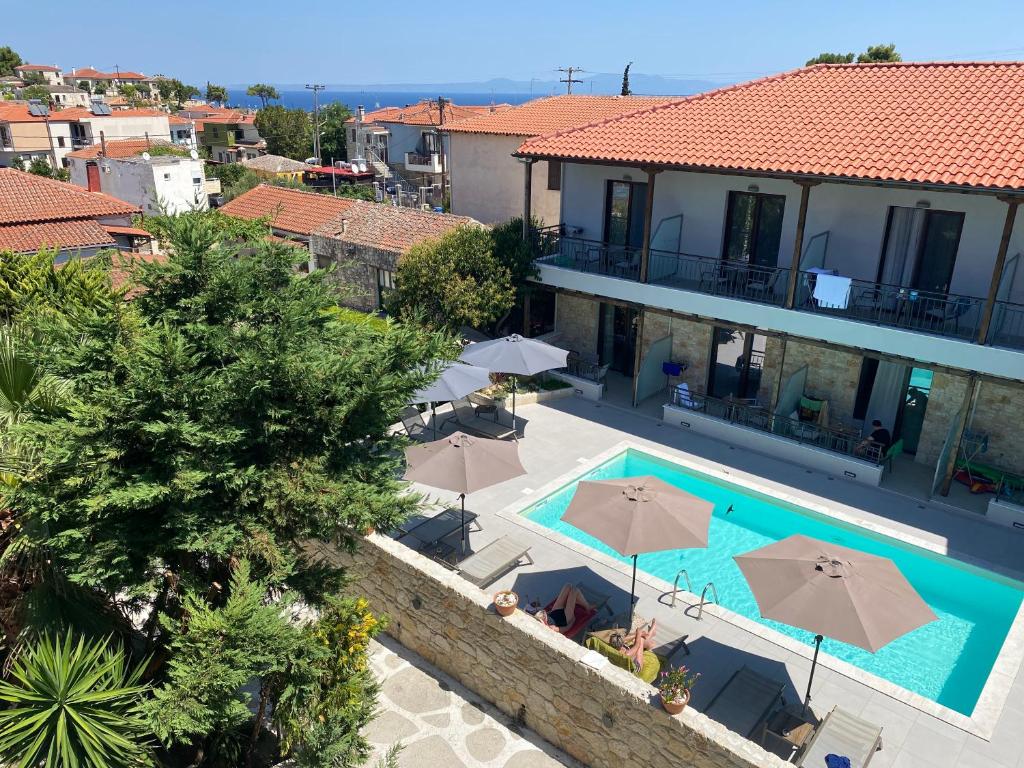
[402,395,1024,768]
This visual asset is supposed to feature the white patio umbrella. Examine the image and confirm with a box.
[458,334,568,428]
[409,361,492,438]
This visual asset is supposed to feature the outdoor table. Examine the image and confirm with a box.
[760,704,817,761]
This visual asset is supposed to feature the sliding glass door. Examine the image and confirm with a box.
[878,207,964,294]
[603,180,648,249]
[721,191,786,268]
[707,326,767,401]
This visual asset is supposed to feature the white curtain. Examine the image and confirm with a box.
[865,361,908,436]
[880,207,925,288]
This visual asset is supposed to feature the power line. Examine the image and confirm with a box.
[557,66,585,95]
[305,83,325,163]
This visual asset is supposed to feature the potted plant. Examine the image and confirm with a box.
[657,665,700,714]
[493,590,518,617]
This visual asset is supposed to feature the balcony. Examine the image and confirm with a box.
[404,151,442,174]
[532,233,1023,379]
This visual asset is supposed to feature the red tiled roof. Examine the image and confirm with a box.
[516,62,1024,191]
[444,95,677,137]
[0,219,115,253]
[0,168,140,225]
[194,112,256,126]
[70,67,147,80]
[168,114,192,125]
[314,201,476,253]
[0,103,49,123]
[66,138,174,160]
[55,107,170,121]
[15,64,61,72]
[103,225,153,238]
[346,100,509,127]
[219,185,357,236]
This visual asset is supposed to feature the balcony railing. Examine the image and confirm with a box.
[649,250,790,307]
[669,387,883,463]
[990,300,1024,351]
[794,273,985,342]
[404,151,441,172]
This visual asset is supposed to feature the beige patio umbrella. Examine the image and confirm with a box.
[561,476,713,628]
[734,534,937,713]
[403,431,526,552]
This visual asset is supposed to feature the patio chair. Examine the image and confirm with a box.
[448,398,518,440]
[797,706,883,768]
[399,406,429,440]
[882,438,904,473]
[455,536,533,587]
[673,382,705,411]
[746,266,786,303]
[923,295,974,336]
[468,391,501,421]
[395,507,481,550]
[702,665,785,738]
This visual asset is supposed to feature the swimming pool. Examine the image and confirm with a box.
[521,447,1024,716]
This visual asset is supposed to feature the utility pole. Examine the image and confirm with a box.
[305,83,325,164]
[437,95,447,211]
[557,67,585,94]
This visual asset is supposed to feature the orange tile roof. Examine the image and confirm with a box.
[517,62,1024,191]
[66,138,174,160]
[55,106,171,121]
[103,225,153,238]
[15,64,61,72]
[0,219,116,253]
[219,185,357,236]
[168,114,192,125]
[444,94,677,137]
[70,67,147,80]
[314,201,476,252]
[346,100,508,127]
[0,103,49,123]
[0,168,140,225]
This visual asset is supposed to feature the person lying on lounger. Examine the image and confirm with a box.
[622,618,658,669]
[536,583,592,634]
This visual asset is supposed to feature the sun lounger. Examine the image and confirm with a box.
[797,706,882,768]
[703,665,785,738]
[456,536,533,587]
[399,406,429,440]
[542,584,612,640]
[396,507,481,550]
[449,398,517,440]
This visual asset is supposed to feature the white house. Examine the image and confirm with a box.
[516,62,1024,502]
[67,139,208,215]
[14,64,64,86]
[445,94,674,226]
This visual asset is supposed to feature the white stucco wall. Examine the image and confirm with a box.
[78,156,208,215]
[448,133,561,226]
[79,114,172,144]
[560,163,1024,303]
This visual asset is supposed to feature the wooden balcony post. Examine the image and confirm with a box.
[977,197,1019,344]
[939,375,980,496]
[784,181,818,309]
[521,159,534,242]
[638,168,660,283]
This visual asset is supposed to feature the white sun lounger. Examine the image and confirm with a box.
[798,706,882,768]
[457,536,533,587]
[704,665,785,738]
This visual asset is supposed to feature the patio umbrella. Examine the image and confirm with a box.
[458,334,569,429]
[409,361,492,438]
[734,534,937,713]
[561,476,713,628]
[403,431,526,552]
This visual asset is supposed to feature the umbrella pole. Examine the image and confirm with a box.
[803,634,823,715]
[628,554,638,630]
[432,403,437,440]
[511,376,517,434]
[460,493,466,554]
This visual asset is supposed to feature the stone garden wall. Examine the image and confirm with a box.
[307,534,788,768]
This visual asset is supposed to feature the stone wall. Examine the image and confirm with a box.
[310,535,787,768]
[311,233,399,312]
[554,293,600,358]
[757,336,786,408]
[778,341,864,425]
[642,312,713,393]
[968,380,1024,474]
[915,371,970,467]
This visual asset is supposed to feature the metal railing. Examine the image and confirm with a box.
[794,272,985,342]
[669,387,883,463]
[405,151,439,167]
[990,300,1024,350]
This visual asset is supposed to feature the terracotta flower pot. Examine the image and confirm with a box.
[660,689,691,715]
[494,590,518,617]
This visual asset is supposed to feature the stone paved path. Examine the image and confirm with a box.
[367,636,583,768]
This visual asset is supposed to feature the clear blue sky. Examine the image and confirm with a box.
[7,0,1024,86]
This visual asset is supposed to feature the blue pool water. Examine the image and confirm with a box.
[523,449,1024,715]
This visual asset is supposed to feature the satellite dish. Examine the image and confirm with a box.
[141,152,151,161]
[189,149,199,160]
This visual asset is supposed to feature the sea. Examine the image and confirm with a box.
[224,89,540,112]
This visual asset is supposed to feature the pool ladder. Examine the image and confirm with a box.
[669,568,693,607]
[696,581,719,621]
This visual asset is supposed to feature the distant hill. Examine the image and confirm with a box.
[253,73,723,97]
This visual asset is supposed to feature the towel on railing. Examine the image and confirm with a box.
[813,274,852,309]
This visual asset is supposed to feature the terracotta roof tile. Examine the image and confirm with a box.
[314,201,476,252]
[517,62,1024,191]
[0,168,140,225]
[70,68,147,80]
[219,185,357,236]
[0,103,51,123]
[346,100,509,127]
[15,64,60,72]
[55,107,170,121]
[66,138,174,160]
[444,94,677,137]
[0,220,115,253]
[241,154,310,173]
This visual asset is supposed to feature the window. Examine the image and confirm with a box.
[376,268,396,309]
[57,136,66,147]
[192,177,202,185]
[163,173,171,180]
[350,128,356,143]
[721,191,786,268]
[602,180,648,249]
[546,160,561,191]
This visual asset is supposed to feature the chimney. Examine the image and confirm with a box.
[340,219,348,234]
[356,105,365,123]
